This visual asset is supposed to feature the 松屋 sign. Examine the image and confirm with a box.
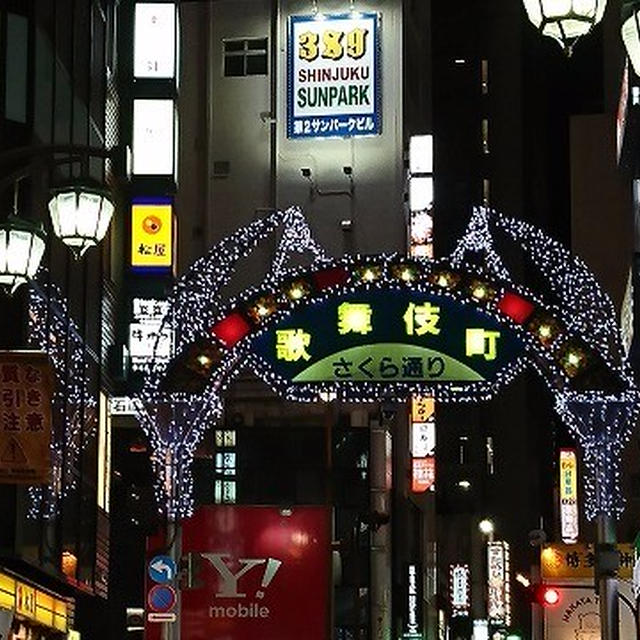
[287,13,380,138]
[130,201,173,270]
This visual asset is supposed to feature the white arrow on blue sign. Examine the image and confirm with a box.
[148,555,177,584]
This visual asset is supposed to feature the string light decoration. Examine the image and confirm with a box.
[137,207,328,517]
[137,206,638,520]
[26,281,98,518]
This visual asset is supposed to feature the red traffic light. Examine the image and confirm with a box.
[531,585,561,606]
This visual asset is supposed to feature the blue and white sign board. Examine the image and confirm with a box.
[287,13,381,139]
[148,555,177,584]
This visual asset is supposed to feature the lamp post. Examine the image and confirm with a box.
[0,144,119,292]
[522,0,607,55]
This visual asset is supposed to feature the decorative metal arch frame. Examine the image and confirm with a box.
[136,207,639,520]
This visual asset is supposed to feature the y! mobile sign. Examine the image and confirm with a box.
[287,13,381,138]
[180,506,330,640]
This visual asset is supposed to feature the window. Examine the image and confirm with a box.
[223,38,268,77]
[214,429,236,504]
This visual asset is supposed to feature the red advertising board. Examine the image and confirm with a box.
[180,505,330,640]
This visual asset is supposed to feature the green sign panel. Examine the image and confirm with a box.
[251,290,523,388]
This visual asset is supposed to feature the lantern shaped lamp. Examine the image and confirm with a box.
[48,181,115,258]
[522,0,607,54]
[622,1,640,75]
[0,216,46,294]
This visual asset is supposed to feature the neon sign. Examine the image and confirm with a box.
[253,289,522,387]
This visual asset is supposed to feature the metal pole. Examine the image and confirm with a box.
[370,417,392,640]
[597,513,619,640]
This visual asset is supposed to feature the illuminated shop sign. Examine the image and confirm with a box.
[559,448,579,544]
[487,541,511,627]
[449,564,470,617]
[128,297,174,372]
[131,201,174,271]
[134,3,177,79]
[252,290,522,387]
[403,564,422,639]
[411,456,435,493]
[287,13,380,138]
[132,99,175,175]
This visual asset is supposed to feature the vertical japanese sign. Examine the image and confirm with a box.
[403,564,422,639]
[410,395,435,493]
[288,13,380,138]
[449,564,470,618]
[128,297,174,371]
[0,352,53,484]
[130,200,173,270]
[559,448,579,544]
[487,541,510,627]
[180,506,330,640]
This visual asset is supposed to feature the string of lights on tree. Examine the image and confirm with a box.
[136,208,328,517]
[26,282,98,518]
[136,206,637,520]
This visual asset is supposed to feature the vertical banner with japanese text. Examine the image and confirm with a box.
[559,448,579,544]
[288,13,380,138]
[487,541,510,627]
[0,352,53,484]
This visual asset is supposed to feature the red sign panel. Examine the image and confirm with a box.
[411,456,435,493]
[180,505,330,640]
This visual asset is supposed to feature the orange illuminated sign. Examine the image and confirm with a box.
[411,457,435,493]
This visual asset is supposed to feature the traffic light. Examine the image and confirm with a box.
[530,584,561,606]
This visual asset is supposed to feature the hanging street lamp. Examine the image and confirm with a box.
[0,216,46,294]
[622,1,640,75]
[522,0,607,55]
[48,180,115,258]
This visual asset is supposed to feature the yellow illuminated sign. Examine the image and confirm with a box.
[276,329,312,362]
[404,302,441,336]
[0,571,68,631]
[131,203,173,268]
[337,302,373,335]
[465,329,500,361]
[541,543,634,580]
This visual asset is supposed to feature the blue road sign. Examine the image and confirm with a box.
[148,555,177,584]
[147,585,176,613]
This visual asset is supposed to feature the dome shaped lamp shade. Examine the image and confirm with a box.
[522,0,607,54]
[0,216,46,294]
[48,183,115,258]
[622,2,640,76]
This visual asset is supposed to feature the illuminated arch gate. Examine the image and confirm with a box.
[136,207,639,521]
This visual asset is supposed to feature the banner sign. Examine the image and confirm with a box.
[449,564,470,617]
[287,13,380,138]
[541,543,634,580]
[559,448,579,544]
[487,541,510,627]
[180,506,330,640]
[130,200,173,271]
[0,352,53,484]
[252,290,523,387]
[403,564,422,639]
